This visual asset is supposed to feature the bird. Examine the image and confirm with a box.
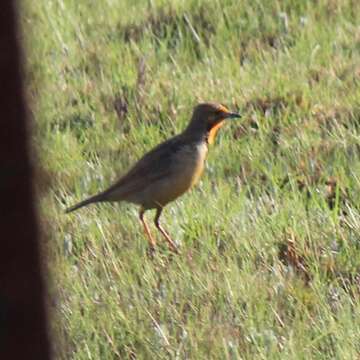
[66,102,241,253]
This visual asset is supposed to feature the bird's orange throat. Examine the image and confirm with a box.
[207,120,225,144]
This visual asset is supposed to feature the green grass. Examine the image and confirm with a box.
[23,0,360,358]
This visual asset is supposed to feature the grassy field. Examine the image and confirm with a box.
[23,0,360,358]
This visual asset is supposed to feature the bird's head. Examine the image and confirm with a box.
[185,102,241,144]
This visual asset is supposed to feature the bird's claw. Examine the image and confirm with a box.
[146,245,156,259]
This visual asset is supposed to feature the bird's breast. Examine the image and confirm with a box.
[175,141,208,186]
[151,142,208,206]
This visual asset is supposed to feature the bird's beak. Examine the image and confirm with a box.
[224,111,241,119]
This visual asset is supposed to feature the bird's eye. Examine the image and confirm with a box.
[215,110,223,117]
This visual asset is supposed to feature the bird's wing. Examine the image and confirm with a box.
[102,135,186,200]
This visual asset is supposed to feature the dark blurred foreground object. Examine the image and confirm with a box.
[0,1,51,359]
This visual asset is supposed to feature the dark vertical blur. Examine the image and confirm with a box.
[0,1,52,359]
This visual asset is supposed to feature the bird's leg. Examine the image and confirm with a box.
[154,208,179,254]
[139,208,156,253]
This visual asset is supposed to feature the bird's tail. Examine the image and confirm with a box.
[65,192,106,213]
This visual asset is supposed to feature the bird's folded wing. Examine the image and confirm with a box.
[103,135,185,200]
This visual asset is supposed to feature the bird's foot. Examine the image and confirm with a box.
[168,241,181,255]
[146,245,156,259]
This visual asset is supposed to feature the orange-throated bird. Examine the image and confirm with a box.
[66,103,241,253]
